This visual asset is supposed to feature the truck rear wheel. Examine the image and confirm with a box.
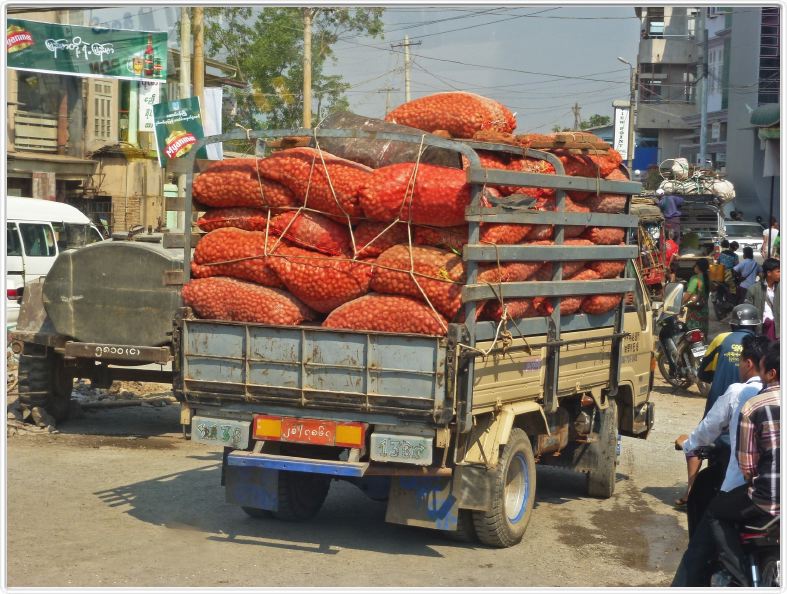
[272,472,330,522]
[472,428,536,548]
[17,344,73,422]
[587,402,618,498]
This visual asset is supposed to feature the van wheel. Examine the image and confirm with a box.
[472,428,536,548]
[587,402,618,498]
[272,472,330,521]
[17,344,73,422]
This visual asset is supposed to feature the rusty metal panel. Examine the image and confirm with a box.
[64,341,171,364]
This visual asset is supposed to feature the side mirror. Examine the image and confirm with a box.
[663,282,684,315]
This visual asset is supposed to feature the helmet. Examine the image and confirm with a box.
[656,188,665,196]
[730,304,760,329]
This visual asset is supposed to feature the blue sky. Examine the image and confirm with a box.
[83,4,641,133]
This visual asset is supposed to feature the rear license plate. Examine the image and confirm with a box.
[370,433,433,466]
[281,418,337,446]
[192,416,250,449]
[691,346,706,359]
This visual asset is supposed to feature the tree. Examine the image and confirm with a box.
[203,7,384,131]
[551,113,611,133]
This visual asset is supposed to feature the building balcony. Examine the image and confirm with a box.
[636,102,698,131]
[13,110,59,153]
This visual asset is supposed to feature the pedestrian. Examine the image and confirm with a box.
[697,303,760,414]
[683,258,710,338]
[672,341,780,587]
[732,246,759,304]
[665,230,679,283]
[772,232,780,259]
[673,334,768,530]
[745,257,781,340]
[761,217,779,259]
[657,188,685,244]
[717,241,739,269]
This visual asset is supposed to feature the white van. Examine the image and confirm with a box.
[6,197,104,329]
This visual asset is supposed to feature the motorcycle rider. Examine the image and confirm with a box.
[674,334,769,534]
[671,342,780,587]
[697,303,760,415]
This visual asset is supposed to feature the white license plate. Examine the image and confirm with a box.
[370,433,433,466]
[691,346,706,359]
[191,416,250,449]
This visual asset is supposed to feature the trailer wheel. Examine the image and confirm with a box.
[272,472,330,522]
[17,344,73,422]
[472,428,536,548]
[587,401,618,498]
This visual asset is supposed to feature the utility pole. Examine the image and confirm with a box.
[192,7,204,103]
[392,36,421,102]
[303,8,312,128]
[572,102,582,130]
[380,86,396,116]
[176,7,192,232]
[697,7,709,168]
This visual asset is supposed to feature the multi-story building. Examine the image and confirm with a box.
[6,8,240,233]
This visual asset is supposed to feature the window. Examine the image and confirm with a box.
[646,7,665,37]
[94,81,112,141]
[7,223,22,256]
[51,222,101,250]
[19,223,56,257]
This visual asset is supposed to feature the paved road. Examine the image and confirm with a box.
[7,379,707,588]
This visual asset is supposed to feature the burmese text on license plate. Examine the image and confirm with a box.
[370,433,433,466]
[192,416,250,449]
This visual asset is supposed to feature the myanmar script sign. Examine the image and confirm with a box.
[7,18,167,82]
[153,97,208,167]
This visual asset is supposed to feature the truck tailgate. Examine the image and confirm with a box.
[180,319,451,420]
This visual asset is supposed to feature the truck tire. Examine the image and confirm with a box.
[272,471,330,522]
[17,344,73,422]
[587,401,618,498]
[472,428,536,548]
[241,506,272,519]
[442,509,478,543]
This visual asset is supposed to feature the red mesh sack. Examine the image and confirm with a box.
[585,194,627,213]
[481,223,533,244]
[385,92,516,137]
[353,222,409,258]
[529,239,593,279]
[257,147,372,220]
[559,297,583,315]
[414,226,467,252]
[323,294,448,336]
[588,260,626,279]
[506,157,556,200]
[371,244,465,320]
[583,227,626,245]
[192,228,283,287]
[270,210,351,256]
[197,207,269,232]
[182,277,314,325]
[526,225,554,241]
[267,245,373,313]
[588,149,623,177]
[482,296,552,322]
[581,294,623,315]
[567,268,602,281]
[478,261,543,284]
[202,158,257,173]
[605,168,628,181]
[193,169,297,209]
[360,163,471,227]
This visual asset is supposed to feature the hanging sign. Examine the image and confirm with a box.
[613,104,631,161]
[153,97,208,167]
[139,81,161,132]
[7,18,167,81]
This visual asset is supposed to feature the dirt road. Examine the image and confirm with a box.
[7,379,706,588]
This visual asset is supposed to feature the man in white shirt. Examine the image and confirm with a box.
[674,334,770,535]
[761,218,779,259]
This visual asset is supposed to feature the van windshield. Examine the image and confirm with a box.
[52,222,101,250]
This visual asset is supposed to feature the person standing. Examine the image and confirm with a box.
[745,258,781,340]
[665,231,680,283]
[657,188,685,244]
[732,246,760,304]
[761,218,779,259]
[683,259,710,338]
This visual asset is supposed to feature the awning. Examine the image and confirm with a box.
[750,103,779,127]
[7,151,97,179]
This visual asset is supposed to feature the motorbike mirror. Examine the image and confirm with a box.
[663,282,684,315]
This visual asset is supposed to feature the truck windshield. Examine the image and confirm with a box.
[727,224,763,238]
[52,222,100,250]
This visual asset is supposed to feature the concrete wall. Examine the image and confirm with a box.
[98,157,165,231]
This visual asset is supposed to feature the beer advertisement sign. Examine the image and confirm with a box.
[7,18,167,82]
[153,97,208,167]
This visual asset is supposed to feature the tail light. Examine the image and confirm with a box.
[6,288,22,301]
[686,329,704,344]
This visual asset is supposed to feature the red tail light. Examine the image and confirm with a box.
[6,288,21,301]
[686,329,704,344]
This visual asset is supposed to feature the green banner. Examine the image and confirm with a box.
[153,97,208,168]
[7,18,167,82]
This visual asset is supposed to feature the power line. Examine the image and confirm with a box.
[402,7,559,42]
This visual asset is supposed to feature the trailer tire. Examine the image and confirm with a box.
[241,506,272,519]
[17,344,73,423]
[587,401,618,498]
[272,472,330,522]
[472,428,536,548]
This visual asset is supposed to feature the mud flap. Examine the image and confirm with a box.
[225,465,279,512]
[385,476,459,531]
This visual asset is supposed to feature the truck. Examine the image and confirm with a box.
[174,128,656,547]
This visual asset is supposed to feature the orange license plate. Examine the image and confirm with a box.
[280,417,336,446]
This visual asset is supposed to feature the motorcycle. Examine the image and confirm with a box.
[654,283,710,395]
[711,279,737,321]
[676,444,781,587]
